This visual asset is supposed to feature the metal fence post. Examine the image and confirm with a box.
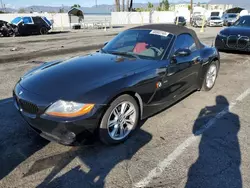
[60,14,64,31]
[104,18,107,31]
[200,14,206,33]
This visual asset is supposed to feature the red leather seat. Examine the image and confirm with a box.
[133,42,148,53]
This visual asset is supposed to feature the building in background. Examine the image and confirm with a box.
[205,4,233,11]
[169,4,189,11]
[170,3,233,12]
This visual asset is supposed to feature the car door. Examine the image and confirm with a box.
[32,17,45,33]
[161,34,201,102]
[22,17,36,34]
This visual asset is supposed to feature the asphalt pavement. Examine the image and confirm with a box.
[0,27,250,188]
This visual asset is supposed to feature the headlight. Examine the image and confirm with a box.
[45,100,95,117]
[218,32,227,38]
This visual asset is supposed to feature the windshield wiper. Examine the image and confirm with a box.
[109,51,139,59]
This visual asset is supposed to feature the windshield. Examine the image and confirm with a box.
[179,17,185,21]
[211,17,221,20]
[11,17,22,25]
[103,29,173,60]
[176,17,185,21]
[195,17,202,21]
[234,16,250,27]
[211,12,220,16]
[228,14,237,18]
[42,17,52,26]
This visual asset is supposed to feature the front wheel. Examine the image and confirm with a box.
[99,94,139,145]
[202,61,219,91]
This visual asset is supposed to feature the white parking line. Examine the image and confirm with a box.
[134,88,250,188]
[0,98,13,105]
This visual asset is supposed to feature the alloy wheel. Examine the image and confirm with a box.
[107,101,136,140]
[206,64,217,88]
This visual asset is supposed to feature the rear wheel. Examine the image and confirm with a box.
[202,61,219,91]
[99,94,139,145]
[40,27,48,35]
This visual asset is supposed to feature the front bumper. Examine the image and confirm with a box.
[227,21,235,26]
[13,84,105,145]
[215,35,250,52]
[209,22,223,26]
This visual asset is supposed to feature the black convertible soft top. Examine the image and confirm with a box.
[130,24,203,49]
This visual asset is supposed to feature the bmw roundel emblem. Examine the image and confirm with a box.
[156,81,162,88]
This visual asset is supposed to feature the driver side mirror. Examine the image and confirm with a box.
[173,48,191,57]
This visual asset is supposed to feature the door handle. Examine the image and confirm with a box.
[167,66,178,76]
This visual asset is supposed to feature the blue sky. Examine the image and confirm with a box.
[5,0,209,9]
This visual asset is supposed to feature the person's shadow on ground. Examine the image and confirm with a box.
[23,128,152,188]
[185,95,242,188]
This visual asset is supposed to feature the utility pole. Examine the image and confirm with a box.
[96,0,97,7]
[190,0,193,22]
[0,0,4,11]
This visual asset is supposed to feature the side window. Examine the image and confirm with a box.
[185,34,197,52]
[33,17,42,24]
[173,34,186,51]
[23,17,33,24]
[173,34,197,53]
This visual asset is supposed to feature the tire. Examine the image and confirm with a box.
[99,94,139,145]
[40,27,48,35]
[202,61,219,91]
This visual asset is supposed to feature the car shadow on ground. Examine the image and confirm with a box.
[0,97,152,187]
[26,125,152,188]
[0,98,49,181]
[48,31,71,35]
[185,95,242,188]
[219,49,250,55]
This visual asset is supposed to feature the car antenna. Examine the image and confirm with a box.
[211,40,214,47]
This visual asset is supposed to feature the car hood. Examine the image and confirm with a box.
[19,53,153,101]
[221,26,250,36]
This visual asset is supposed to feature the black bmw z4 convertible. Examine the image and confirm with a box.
[215,15,250,52]
[14,24,220,145]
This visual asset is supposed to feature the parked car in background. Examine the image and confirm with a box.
[215,15,250,52]
[11,16,52,36]
[207,16,223,27]
[191,15,207,27]
[13,24,220,145]
[174,16,186,26]
[222,13,238,26]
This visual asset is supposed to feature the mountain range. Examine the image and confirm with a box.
[0,0,249,14]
